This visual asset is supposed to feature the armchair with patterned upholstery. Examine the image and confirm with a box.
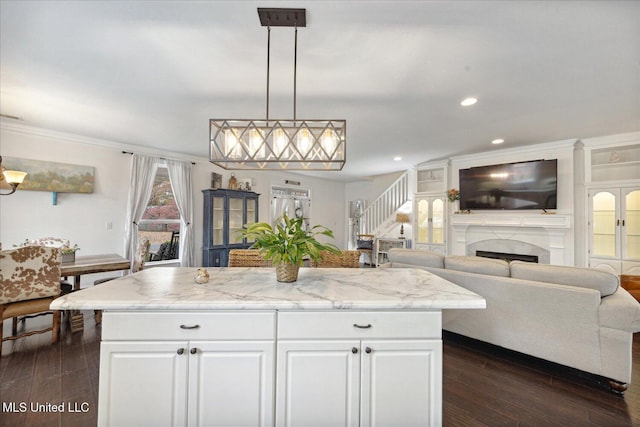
[0,246,62,356]
[22,237,74,293]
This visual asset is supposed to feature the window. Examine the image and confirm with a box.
[138,166,180,263]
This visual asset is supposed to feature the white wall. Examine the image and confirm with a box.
[0,124,346,271]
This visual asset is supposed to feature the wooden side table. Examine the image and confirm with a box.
[621,275,640,303]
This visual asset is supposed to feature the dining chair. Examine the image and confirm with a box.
[228,249,272,267]
[311,250,361,268]
[1,246,62,356]
[357,234,376,268]
[93,237,150,324]
[25,237,74,292]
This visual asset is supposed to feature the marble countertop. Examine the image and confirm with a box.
[50,267,486,311]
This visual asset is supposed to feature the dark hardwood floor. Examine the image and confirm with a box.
[2,312,640,426]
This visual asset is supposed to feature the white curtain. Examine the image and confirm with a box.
[123,154,160,265]
[166,159,195,267]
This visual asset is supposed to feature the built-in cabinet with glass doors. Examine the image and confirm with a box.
[586,141,640,275]
[589,187,640,274]
[414,162,448,254]
[414,195,446,254]
[202,189,259,267]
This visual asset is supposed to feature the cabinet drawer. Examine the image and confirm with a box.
[102,311,275,341]
[277,311,441,339]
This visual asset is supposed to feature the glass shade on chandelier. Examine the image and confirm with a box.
[210,119,346,170]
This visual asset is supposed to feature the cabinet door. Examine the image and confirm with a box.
[623,188,640,261]
[416,195,446,246]
[228,196,245,245]
[590,190,619,259]
[276,340,360,427]
[98,341,189,427]
[360,340,442,427]
[188,340,275,427]
[212,195,225,246]
[589,187,640,273]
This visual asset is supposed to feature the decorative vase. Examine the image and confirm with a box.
[275,262,299,283]
[61,252,76,263]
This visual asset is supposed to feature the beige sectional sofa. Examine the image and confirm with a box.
[382,248,640,391]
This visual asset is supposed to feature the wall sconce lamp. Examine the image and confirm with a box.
[396,213,410,239]
[0,156,28,195]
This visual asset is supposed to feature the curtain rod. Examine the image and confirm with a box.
[122,151,196,165]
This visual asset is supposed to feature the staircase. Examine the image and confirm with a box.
[360,171,410,236]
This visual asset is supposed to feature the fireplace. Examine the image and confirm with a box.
[450,212,572,265]
[476,250,538,263]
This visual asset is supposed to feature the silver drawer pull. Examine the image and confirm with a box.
[180,324,201,330]
[353,323,372,329]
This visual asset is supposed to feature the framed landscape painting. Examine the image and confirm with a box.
[0,157,94,193]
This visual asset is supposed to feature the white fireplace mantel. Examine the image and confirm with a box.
[450,213,572,265]
[451,213,571,229]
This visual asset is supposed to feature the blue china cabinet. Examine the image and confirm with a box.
[202,189,260,267]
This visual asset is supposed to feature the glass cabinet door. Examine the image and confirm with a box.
[212,196,225,246]
[432,198,444,244]
[624,189,640,260]
[592,191,617,258]
[416,196,445,245]
[228,197,244,244]
[417,199,429,243]
[246,199,257,226]
[590,187,640,268]
[245,198,257,244]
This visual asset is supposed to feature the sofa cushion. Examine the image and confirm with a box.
[387,248,444,269]
[444,255,510,277]
[510,261,619,297]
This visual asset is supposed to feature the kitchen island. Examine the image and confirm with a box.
[51,267,485,427]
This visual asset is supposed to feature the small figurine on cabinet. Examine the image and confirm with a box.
[228,173,238,190]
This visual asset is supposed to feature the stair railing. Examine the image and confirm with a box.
[360,172,410,235]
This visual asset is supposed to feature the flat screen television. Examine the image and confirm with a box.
[458,159,557,210]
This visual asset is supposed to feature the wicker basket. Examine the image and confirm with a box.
[276,262,299,282]
[228,249,272,267]
[311,250,361,268]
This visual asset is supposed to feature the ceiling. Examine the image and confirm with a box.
[1,1,639,182]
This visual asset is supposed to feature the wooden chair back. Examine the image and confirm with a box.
[311,250,361,268]
[132,237,151,273]
[228,249,272,267]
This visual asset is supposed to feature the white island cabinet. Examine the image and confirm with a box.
[51,267,485,427]
[276,311,442,426]
[98,311,275,427]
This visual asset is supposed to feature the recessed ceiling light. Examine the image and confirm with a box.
[394,156,402,161]
[491,139,504,145]
[460,97,478,106]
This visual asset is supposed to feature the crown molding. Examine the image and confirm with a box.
[0,121,206,165]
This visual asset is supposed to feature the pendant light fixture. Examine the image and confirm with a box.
[209,8,346,171]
